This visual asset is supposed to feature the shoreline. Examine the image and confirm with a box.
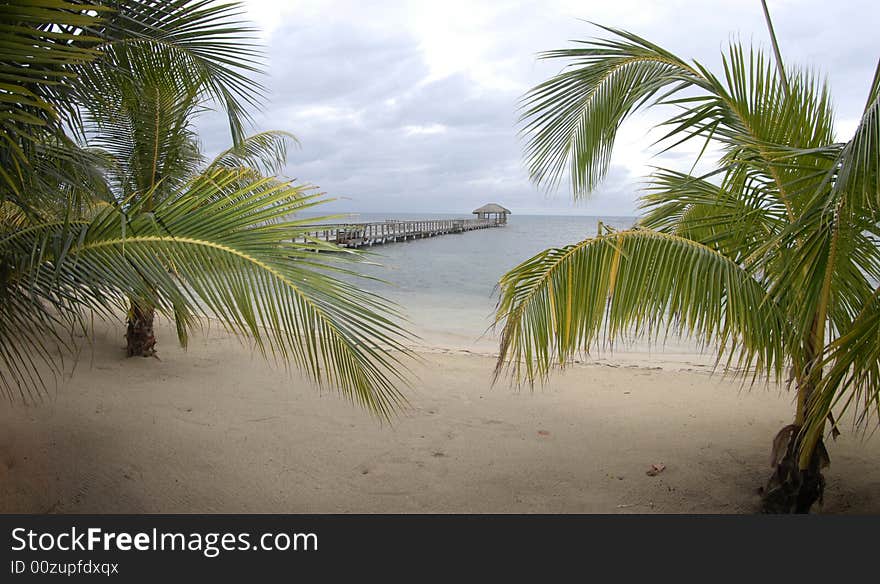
[1,317,877,514]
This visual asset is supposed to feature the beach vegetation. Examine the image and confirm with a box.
[0,0,410,416]
[496,16,880,512]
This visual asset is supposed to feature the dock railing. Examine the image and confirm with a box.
[295,217,503,248]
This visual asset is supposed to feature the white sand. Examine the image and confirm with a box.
[1,317,877,513]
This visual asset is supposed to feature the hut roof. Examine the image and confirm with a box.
[472,203,511,214]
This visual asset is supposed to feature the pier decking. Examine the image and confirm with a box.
[297,217,504,248]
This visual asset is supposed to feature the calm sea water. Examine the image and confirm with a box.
[320,213,635,352]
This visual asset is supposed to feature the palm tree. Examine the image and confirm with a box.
[494,22,880,512]
[1,1,412,416]
[78,35,302,356]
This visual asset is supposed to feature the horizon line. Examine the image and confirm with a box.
[299,210,640,217]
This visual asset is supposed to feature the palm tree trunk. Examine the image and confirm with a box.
[761,318,828,513]
[126,301,157,357]
[761,424,828,513]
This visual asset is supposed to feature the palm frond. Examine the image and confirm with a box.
[1,170,413,416]
[0,1,107,208]
[521,28,837,211]
[640,167,786,263]
[494,228,788,385]
[84,67,204,204]
[1,1,264,211]
[83,0,266,145]
[802,287,880,455]
[828,58,880,214]
[206,130,299,177]
[520,25,701,196]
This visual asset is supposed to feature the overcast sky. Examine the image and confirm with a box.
[196,0,880,216]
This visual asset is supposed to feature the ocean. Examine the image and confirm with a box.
[315,213,636,353]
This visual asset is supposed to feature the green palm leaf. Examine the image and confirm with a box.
[803,288,880,453]
[1,1,265,212]
[0,1,107,209]
[494,228,788,385]
[506,23,880,506]
[206,130,299,177]
[1,169,413,416]
[82,0,266,145]
[640,167,786,263]
[520,25,701,195]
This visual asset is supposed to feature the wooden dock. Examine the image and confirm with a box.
[297,217,504,248]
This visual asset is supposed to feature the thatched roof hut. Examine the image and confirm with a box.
[472,203,511,224]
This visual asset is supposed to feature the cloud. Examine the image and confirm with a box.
[194,0,880,216]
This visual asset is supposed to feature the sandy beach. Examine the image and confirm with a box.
[0,317,877,514]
